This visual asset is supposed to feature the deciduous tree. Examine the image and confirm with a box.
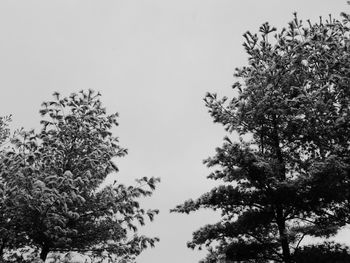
[1,90,159,262]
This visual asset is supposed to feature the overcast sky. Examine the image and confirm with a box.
[0,1,348,262]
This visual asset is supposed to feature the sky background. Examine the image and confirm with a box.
[0,1,348,262]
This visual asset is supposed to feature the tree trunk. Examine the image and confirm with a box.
[272,116,286,179]
[40,245,50,261]
[272,116,291,262]
[276,206,291,263]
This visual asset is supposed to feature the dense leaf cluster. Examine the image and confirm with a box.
[0,116,11,146]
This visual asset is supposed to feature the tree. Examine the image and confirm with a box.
[0,90,159,262]
[172,12,350,263]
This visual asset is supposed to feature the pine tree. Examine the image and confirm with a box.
[172,12,350,263]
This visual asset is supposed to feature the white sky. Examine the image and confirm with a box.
[0,1,348,262]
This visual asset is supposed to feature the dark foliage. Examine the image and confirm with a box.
[294,242,350,263]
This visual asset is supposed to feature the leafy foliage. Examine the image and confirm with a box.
[0,116,11,146]
[0,90,159,262]
[0,115,28,258]
[173,12,350,263]
[0,116,13,256]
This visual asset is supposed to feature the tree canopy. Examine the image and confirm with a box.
[0,90,159,262]
[173,11,350,263]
